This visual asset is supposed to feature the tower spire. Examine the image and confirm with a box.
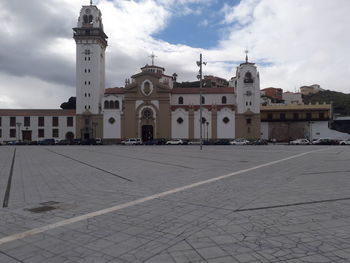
[245,49,249,63]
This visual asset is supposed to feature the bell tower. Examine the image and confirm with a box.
[73,2,108,140]
[235,51,261,139]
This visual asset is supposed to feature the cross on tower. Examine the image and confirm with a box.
[149,52,157,66]
[245,49,249,63]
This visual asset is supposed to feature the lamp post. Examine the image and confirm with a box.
[16,122,22,141]
[206,121,209,142]
[196,54,206,150]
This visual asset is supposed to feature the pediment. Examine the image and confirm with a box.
[124,78,171,95]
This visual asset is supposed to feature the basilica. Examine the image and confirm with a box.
[74,3,261,143]
[1,3,346,144]
[0,3,262,144]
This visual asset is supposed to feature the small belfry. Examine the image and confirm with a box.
[234,51,261,139]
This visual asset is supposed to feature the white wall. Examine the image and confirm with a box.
[171,109,188,139]
[311,121,350,140]
[103,111,121,139]
[217,108,235,139]
[0,116,75,142]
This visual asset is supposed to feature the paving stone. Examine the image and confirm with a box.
[0,145,349,262]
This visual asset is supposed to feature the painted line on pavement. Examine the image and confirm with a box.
[0,148,326,245]
[45,148,132,182]
[2,148,16,208]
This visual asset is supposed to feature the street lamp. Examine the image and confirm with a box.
[206,121,209,142]
[196,53,206,150]
[16,122,22,141]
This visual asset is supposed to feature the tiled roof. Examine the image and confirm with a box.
[105,88,125,94]
[261,104,331,111]
[0,109,76,116]
[172,88,234,94]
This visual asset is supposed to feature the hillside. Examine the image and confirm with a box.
[303,90,350,115]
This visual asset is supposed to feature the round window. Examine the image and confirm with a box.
[223,117,230,124]
[177,117,183,124]
[143,109,153,119]
[108,117,115,124]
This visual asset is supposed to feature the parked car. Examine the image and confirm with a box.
[73,139,81,145]
[123,138,142,145]
[144,139,166,145]
[339,139,350,145]
[81,139,97,145]
[95,138,103,145]
[230,138,250,145]
[214,139,230,145]
[38,139,56,145]
[57,139,69,145]
[166,139,183,145]
[251,139,268,145]
[312,138,338,145]
[188,141,200,145]
[289,139,310,145]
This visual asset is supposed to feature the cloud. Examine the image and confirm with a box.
[0,0,349,109]
[218,0,350,92]
[0,72,73,109]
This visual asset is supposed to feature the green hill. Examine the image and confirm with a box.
[303,90,350,115]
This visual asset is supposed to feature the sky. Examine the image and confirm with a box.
[0,0,349,109]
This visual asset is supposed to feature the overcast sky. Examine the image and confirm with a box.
[0,0,349,109]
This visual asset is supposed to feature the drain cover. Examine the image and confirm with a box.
[27,206,56,213]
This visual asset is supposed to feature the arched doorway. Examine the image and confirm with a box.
[65,132,75,143]
[142,125,153,142]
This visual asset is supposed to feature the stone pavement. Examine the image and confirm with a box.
[0,145,349,262]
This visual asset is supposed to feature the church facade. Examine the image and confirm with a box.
[0,3,261,144]
[74,4,261,143]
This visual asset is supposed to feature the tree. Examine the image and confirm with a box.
[60,97,76,109]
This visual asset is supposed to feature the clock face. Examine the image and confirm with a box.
[85,9,91,14]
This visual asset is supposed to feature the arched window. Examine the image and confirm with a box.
[88,15,93,24]
[222,96,227,104]
[83,15,89,24]
[178,97,184,105]
[109,100,115,109]
[244,72,254,83]
[115,101,119,109]
[104,101,109,109]
[201,96,205,105]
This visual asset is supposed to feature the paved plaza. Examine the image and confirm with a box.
[0,145,349,262]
